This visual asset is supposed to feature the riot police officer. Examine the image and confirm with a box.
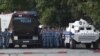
[48,28,54,48]
[51,28,55,47]
[40,28,47,48]
[0,29,3,48]
[3,29,11,48]
[54,29,60,47]
[59,28,63,47]
[45,28,51,48]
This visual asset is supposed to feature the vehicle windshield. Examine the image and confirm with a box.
[14,17,31,23]
[80,27,84,30]
[86,27,92,30]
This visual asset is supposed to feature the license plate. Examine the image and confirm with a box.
[33,37,38,40]
[23,41,29,43]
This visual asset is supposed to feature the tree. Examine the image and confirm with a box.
[77,0,100,29]
[36,0,74,27]
[0,0,12,12]
[0,0,100,29]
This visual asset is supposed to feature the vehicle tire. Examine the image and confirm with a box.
[27,45,32,48]
[9,44,15,48]
[93,42,98,49]
[85,44,91,49]
[19,45,22,48]
[65,43,70,48]
[70,39,76,49]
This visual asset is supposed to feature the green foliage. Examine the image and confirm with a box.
[0,0,100,29]
[78,0,100,29]
[39,7,55,26]
[0,0,11,12]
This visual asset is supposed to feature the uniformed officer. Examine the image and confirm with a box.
[54,29,60,47]
[45,28,52,48]
[51,28,55,47]
[59,28,63,47]
[40,28,46,48]
[0,29,3,48]
[3,29,11,48]
[49,28,54,48]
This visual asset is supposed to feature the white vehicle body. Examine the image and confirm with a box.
[63,19,99,48]
[0,13,13,43]
[0,13,13,32]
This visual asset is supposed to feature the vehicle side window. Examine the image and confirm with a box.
[86,27,92,30]
[72,25,74,28]
[80,27,84,30]
[79,21,82,25]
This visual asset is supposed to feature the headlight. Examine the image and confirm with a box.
[74,27,79,32]
[14,36,18,40]
[74,27,79,30]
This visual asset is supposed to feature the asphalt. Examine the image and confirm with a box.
[0,48,99,56]
[0,44,99,56]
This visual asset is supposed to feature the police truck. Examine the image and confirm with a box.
[11,11,40,47]
[0,11,40,48]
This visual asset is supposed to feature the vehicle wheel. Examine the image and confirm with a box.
[65,43,70,48]
[27,45,32,48]
[93,42,98,49]
[70,39,76,49]
[9,44,15,48]
[85,44,91,49]
[19,45,22,48]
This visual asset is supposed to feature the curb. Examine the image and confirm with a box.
[0,51,67,55]
[57,51,67,54]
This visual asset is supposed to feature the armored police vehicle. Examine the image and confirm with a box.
[63,19,100,49]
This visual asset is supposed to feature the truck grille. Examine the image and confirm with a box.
[18,36,32,39]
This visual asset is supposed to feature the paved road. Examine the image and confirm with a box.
[0,48,100,56]
[0,44,100,56]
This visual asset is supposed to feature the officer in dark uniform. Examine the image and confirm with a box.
[45,28,51,48]
[51,28,55,47]
[59,28,64,47]
[48,28,54,48]
[40,28,47,48]
[54,29,60,47]
[0,29,3,48]
[3,29,11,48]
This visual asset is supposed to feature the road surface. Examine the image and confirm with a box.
[0,48,100,56]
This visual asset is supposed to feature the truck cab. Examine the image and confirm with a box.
[10,11,40,47]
